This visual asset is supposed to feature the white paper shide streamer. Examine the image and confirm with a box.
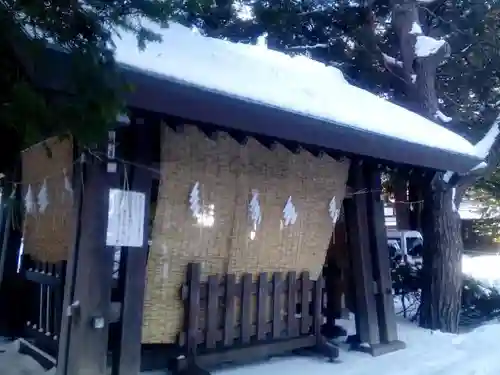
[248,189,262,239]
[329,196,341,225]
[63,168,73,202]
[24,185,36,214]
[283,196,298,227]
[189,182,202,219]
[37,179,49,214]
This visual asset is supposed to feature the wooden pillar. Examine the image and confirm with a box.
[365,165,406,355]
[57,136,119,375]
[344,163,380,347]
[0,172,24,337]
[111,119,155,375]
[57,147,84,374]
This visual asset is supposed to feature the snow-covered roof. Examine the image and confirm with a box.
[112,22,479,166]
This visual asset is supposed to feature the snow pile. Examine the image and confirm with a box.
[463,254,500,290]
[112,22,478,159]
[0,340,54,375]
[213,319,500,375]
[415,35,446,57]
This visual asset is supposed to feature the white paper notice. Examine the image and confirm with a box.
[106,189,146,247]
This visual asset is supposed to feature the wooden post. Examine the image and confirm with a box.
[223,274,236,347]
[241,273,252,344]
[365,165,406,355]
[112,120,155,375]
[206,274,219,349]
[58,152,116,375]
[57,146,85,375]
[257,272,268,341]
[186,263,201,356]
[272,272,282,339]
[343,163,380,347]
[286,272,297,337]
[0,176,23,338]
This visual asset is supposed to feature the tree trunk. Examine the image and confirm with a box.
[389,0,460,333]
[419,187,463,333]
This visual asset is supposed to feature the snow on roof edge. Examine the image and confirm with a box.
[112,22,479,160]
[122,62,483,168]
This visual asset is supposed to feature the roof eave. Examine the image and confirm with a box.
[123,66,481,173]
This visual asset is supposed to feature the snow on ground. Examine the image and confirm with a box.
[3,317,500,375]
[0,340,55,375]
[213,318,500,375]
[112,22,478,159]
[3,254,499,375]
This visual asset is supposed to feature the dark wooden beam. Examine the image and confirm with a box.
[365,166,399,343]
[343,165,380,347]
[365,165,406,354]
[111,122,155,375]
[56,146,84,375]
[0,170,24,338]
[58,140,119,375]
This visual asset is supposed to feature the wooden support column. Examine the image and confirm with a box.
[112,120,155,375]
[0,179,23,337]
[56,148,84,375]
[343,163,380,347]
[58,135,120,375]
[365,165,406,356]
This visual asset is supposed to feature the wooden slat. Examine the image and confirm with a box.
[186,263,201,356]
[313,276,323,344]
[365,166,399,343]
[53,262,66,338]
[257,272,268,341]
[206,274,219,349]
[41,263,49,334]
[287,272,298,337]
[223,274,236,347]
[344,165,380,346]
[240,273,252,344]
[272,272,282,339]
[300,272,310,335]
[182,319,285,346]
[181,279,278,301]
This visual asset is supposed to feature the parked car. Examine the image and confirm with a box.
[387,229,423,265]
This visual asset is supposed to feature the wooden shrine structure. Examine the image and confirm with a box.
[0,39,482,375]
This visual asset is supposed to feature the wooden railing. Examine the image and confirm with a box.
[21,255,66,358]
[177,263,338,368]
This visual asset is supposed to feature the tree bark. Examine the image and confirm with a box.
[419,187,463,333]
[390,0,460,332]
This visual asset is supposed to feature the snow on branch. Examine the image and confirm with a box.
[382,53,403,68]
[409,22,423,35]
[474,120,500,159]
[434,110,452,123]
[417,0,440,3]
[287,43,329,50]
[415,36,446,58]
